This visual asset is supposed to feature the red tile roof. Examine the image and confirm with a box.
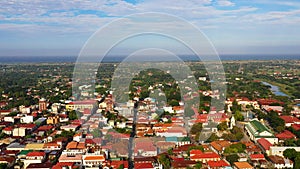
[171,160,197,168]
[3,126,13,131]
[111,161,128,169]
[250,154,265,160]
[190,152,220,161]
[207,160,230,168]
[134,162,153,169]
[27,151,45,157]
[83,108,91,115]
[0,156,15,164]
[66,141,78,149]
[18,123,36,129]
[276,130,296,140]
[52,162,75,169]
[190,149,203,155]
[258,99,284,105]
[257,138,272,151]
[280,116,300,124]
[38,125,54,131]
[3,150,20,156]
[292,124,300,130]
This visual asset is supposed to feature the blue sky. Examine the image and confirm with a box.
[0,0,300,56]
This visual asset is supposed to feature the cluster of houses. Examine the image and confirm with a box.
[0,90,299,169]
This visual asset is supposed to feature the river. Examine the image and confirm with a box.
[262,81,289,97]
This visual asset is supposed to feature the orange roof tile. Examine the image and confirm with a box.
[77,142,86,149]
[66,141,78,149]
[234,162,253,169]
[84,155,105,161]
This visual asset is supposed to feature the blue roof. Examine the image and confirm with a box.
[166,137,178,142]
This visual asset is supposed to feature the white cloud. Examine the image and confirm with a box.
[217,0,235,7]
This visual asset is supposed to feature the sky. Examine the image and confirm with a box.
[0,0,300,57]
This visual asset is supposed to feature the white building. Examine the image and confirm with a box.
[4,116,14,123]
[13,128,26,137]
[245,119,278,144]
[269,146,300,157]
[20,115,34,124]
[82,154,106,168]
[24,152,45,168]
[19,105,31,114]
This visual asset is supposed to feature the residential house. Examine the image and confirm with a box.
[268,155,293,168]
[226,98,259,112]
[156,126,187,137]
[234,162,254,169]
[47,116,59,124]
[62,141,86,156]
[13,127,26,137]
[134,140,157,157]
[269,146,300,157]
[291,105,300,117]
[20,115,34,123]
[43,142,62,151]
[257,138,272,155]
[276,130,297,142]
[82,154,106,168]
[58,154,82,165]
[73,133,82,142]
[193,113,229,125]
[171,160,197,169]
[4,116,14,123]
[249,154,268,168]
[207,160,231,169]
[190,151,220,163]
[156,141,176,153]
[0,110,11,116]
[59,114,69,123]
[2,126,13,135]
[210,140,231,154]
[258,99,283,106]
[19,123,37,132]
[60,124,80,132]
[0,156,15,168]
[134,163,155,169]
[25,143,45,150]
[6,143,25,151]
[37,125,54,135]
[243,141,262,155]
[261,105,283,115]
[172,144,196,157]
[26,163,52,169]
[280,115,300,127]
[52,162,76,169]
[134,157,161,169]
[165,137,191,146]
[110,160,129,169]
[24,151,46,168]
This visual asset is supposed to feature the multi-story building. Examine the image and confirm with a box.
[245,119,278,144]
[39,98,47,111]
[47,116,59,124]
[66,100,97,112]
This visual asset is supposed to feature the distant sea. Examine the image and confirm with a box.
[0,55,299,63]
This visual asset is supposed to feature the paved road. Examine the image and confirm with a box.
[236,121,251,142]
